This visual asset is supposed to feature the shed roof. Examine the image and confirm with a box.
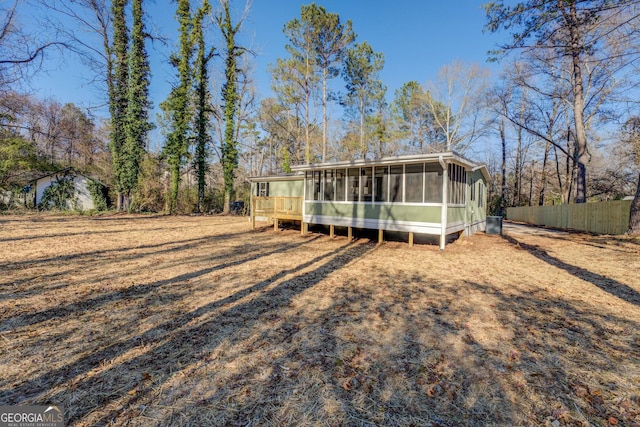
[29,167,106,187]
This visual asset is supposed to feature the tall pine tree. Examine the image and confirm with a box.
[342,42,384,159]
[283,7,319,164]
[309,4,354,162]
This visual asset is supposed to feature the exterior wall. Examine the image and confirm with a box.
[73,176,95,211]
[304,201,442,234]
[35,175,57,205]
[268,179,304,197]
[446,207,466,233]
[464,169,487,235]
[34,173,95,211]
[251,179,304,197]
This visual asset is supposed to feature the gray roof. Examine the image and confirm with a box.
[291,151,490,181]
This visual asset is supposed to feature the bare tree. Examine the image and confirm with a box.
[33,0,113,96]
[485,0,640,203]
[425,60,490,153]
[0,1,66,91]
[620,116,640,234]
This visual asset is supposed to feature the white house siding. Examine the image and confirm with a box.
[35,175,57,206]
[73,176,94,211]
[34,173,95,211]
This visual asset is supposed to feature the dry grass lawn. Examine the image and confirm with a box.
[0,214,639,426]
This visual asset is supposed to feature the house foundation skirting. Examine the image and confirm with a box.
[465,220,487,236]
[303,214,446,235]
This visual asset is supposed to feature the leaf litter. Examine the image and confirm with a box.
[0,214,638,426]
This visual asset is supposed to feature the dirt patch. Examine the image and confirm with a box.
[1,214,639,426]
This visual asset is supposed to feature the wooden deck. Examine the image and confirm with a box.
[251,196,303,230]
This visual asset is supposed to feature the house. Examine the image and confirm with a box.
[26,168,106,211]
[250,151,490,249]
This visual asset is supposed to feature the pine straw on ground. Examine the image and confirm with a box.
[0,214,639,427]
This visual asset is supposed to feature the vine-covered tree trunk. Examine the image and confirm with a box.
[193,0,213,213]
[162,0,193,214]
[122,0,151,212]
[219,0,244,214]
[109,0,129,211]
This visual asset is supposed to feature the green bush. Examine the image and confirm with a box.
[87,179,109,211]
[39,176,76,211]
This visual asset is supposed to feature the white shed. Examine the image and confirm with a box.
[29,168,104,211]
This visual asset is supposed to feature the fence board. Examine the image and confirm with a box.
[507,200,631,235]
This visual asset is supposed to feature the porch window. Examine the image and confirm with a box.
[424,164,442,203]
[257,182,269,197]
[347,168,359,201]
[389,165,403,202]
[335,169,346,201]
[374,166,388,202]
[448,164,466,205]
[324,170,335,201]
[361,167,373,202]
[306,171,321,201]
[405,163,424,203]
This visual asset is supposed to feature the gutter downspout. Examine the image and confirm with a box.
[439,155,448,251]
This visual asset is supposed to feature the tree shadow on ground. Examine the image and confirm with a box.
[0,227,255,270]
[135,269,640,426]
[502,233,640,306]
[0,236,318,332]
[0,227,176,243]
[0,239,374,426]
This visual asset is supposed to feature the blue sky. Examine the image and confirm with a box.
[26,1,504,146]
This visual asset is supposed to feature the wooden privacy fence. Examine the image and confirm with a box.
[507,200,632,235]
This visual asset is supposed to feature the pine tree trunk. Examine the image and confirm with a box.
[568,2,588,203]
[305,92,311,164]
[629,172,640,235]
[514,123,522,206]
[360,96,365,159]
[500,115,507,216]
[223,190,231,215]
[539,140,551,206]
[322,67,328,163]
[170,167,180,214]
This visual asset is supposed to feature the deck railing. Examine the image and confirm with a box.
[252,196,303,229]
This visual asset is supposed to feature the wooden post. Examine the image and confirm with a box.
[378,229,383,245]
[301,222,306,235]
[347,226,353,241]
[408,232,414,247]
[330,224,335,238]
[274,218,278,232]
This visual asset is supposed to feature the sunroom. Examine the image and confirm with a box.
[250,151,489,249]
